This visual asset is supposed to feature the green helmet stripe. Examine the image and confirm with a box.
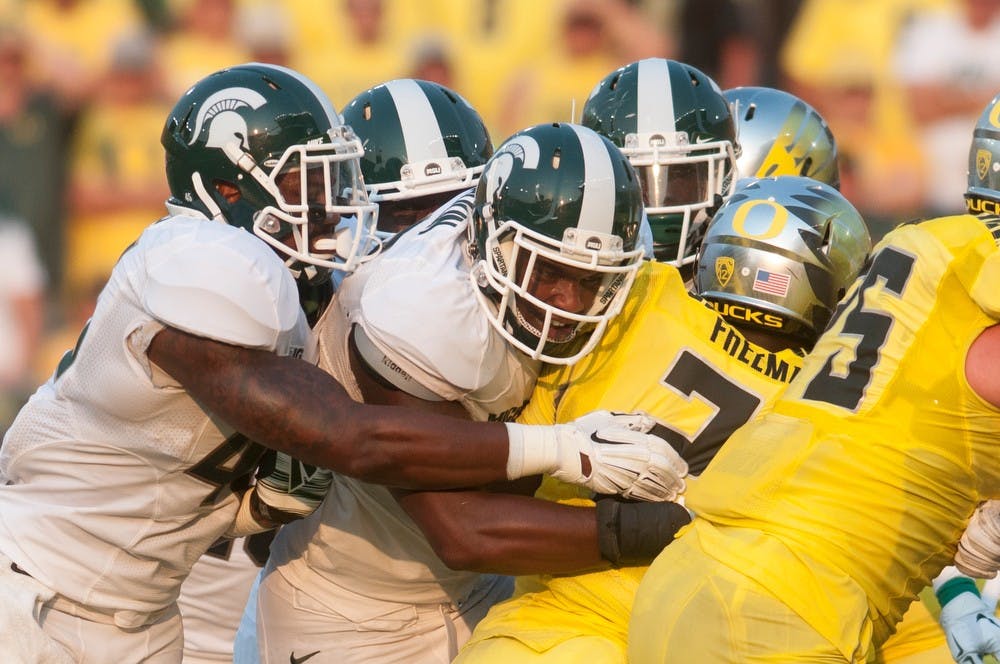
[385,79,448,162]
[637,58,677,134]
[571,124,617,234]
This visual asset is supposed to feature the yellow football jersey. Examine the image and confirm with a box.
[456,259,805,661]
[640,214,1000,659]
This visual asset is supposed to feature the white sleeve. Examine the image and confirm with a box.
[141,219,302,351]
[354,256,504,400]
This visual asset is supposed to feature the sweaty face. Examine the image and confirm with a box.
[513,252,605,343]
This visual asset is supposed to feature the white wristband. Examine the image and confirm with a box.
[504,422,560,480]
[933,565,966,592]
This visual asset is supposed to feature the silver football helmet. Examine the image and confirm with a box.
[724,86,839,189]
[967,92,1000,216]
[694,176,871,344]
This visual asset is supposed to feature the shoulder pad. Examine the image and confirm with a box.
[140,217,302,349]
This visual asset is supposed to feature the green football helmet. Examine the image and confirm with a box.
[724,86,840,188]
[694,176,871,345]
[582,57,738,267]
[161,62,378,277]
[341,78,493,237]
[966,93,1000,216]
[470,122,644,365]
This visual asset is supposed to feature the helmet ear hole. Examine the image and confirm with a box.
[213,180,241,204]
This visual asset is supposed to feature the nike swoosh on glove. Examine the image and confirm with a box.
[505,410,688,501]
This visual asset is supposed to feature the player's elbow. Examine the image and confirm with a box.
[424,529,496,572]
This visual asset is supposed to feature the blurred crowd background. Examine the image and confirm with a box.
[1,0,997,432]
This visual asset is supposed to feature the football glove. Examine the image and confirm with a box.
[254,450,334,523]
[957,501,1000,579]
[505,410,688,501]
[935,570,1000,664]
[594,494,693,566]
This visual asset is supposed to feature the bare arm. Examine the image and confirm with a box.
[396,488,609,575]
[967,323,1000,409]
[396,487,692,574]
[147,326,512,489]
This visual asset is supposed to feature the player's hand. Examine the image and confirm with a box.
[937,578,1000,664]
[504,410,687,501]
[576,421,688,501]
[957,501,1000,579]
[254,451,333,522]
[594,494,693,566]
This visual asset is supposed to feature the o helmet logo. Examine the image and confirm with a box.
[989,100,1000,129]
[977,149,992,182]
[188,87,268,162]
[715,256,734,287]
[732,199,788,240]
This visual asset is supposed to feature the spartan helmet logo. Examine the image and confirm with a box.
[188,86,268,163]
[482,136,540,206]
[715,256,734,287]
[978,149,993,182]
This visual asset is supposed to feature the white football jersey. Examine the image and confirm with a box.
[178,531,273,661]
[267,190,539,605]
[0,214,309,621]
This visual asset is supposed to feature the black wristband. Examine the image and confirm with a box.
[595,495,692,566]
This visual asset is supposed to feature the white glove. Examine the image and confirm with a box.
[505,410,688,502]
[935,570,1000,664]
[957,501,1000,579]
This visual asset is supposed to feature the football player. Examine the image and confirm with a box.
[628,92,1000,664]
[452,68,868,663]
[0,64,683,663]
[228,77,497,664]
[723,83,978,664]
[453,174,871,664]
[253,122,692,664]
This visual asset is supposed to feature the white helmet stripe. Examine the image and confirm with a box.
[570,124,616,234]
[636,57,676,135]
[253,62,342,127]
[386,79,447,162]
